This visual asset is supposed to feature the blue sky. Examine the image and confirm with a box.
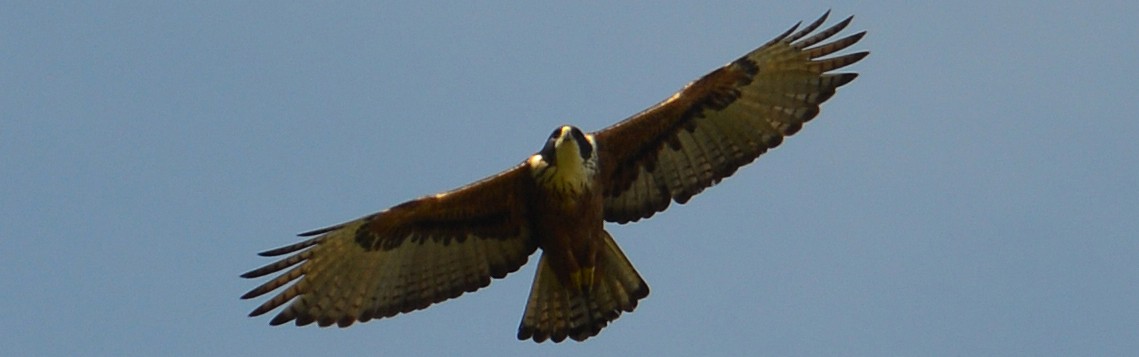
[3,2,1137,356]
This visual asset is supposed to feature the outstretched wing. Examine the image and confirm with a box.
[594,12,868,223]
[241,164,538,327]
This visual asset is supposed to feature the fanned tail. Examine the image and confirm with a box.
[517,231,649,342]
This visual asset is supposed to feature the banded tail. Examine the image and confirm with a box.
[517,231,649,342]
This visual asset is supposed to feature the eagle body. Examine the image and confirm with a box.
[520,126,648,341]
[527,125,606,290]
[242,12,868,343]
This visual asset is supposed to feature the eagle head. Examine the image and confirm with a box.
[528,125,598,194]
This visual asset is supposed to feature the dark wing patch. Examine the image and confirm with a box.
[593,12,868,223]
[241,164,538,327]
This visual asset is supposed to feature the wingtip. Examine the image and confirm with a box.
[248,303,271,317]
[829,72,861,89]
[810,10,831,29]
[842,51,871,69]
[240,284,270,300]
[298,224,340,237]
[770,16,805,44]
[269,312,295,326]
[819,9,832,23]
[785,10,835,44]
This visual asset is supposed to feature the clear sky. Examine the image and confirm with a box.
[3,2,1137,356]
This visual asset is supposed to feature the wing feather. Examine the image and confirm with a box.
[594,13,868,223]
[791,11,849,47]
[241,164,538,327]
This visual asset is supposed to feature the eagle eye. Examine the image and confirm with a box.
[568,127,593,160]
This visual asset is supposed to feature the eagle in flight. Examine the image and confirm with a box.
[242,12,868,343]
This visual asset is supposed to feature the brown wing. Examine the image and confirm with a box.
[594,12,868,223]
[241,164,538,327]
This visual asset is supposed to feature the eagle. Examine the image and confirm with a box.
[242,12,868,343]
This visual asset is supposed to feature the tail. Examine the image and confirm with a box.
[517,231,649,342]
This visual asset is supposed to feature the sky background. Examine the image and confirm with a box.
[3,1,1137,356]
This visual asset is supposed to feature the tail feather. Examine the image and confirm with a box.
[517,231,649,342]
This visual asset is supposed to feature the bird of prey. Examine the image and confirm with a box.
[242,12,868,343]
